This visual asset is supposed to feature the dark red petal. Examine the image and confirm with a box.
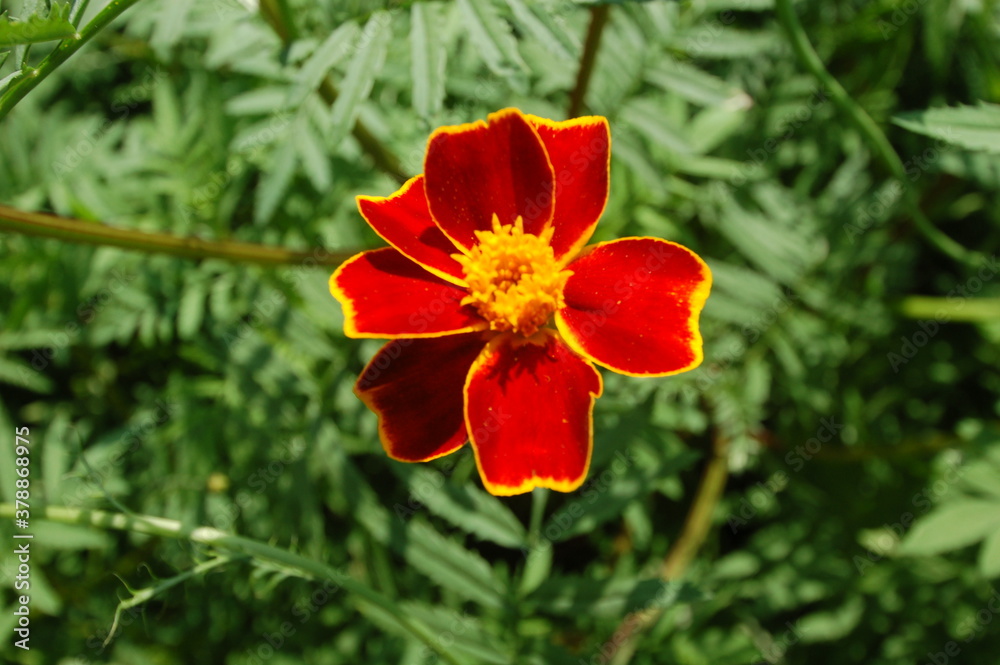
[556,238,711,376]
[330,248,486,338]
[464,331,603,496]
[524,114,610,261]
[356,175,466,285]
[424,108,556,250]
[356,334,488,462]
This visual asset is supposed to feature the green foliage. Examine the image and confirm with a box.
[1,0,1000,664]
[0,2,75,48]
[894,103,1000,153]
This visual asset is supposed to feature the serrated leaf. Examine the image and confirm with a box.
[403,467,527,548]
[505,0,577,61]
[254,129,297,224]
[286,22,357,108]
[0,2,76,47]
[404,520,507,609]
[328,12,391,147]
[457,0,528,83]
[397,602,513,664]
[900,500,1000,556]
[646,58,752,108]
[894,103,1000,154]
[294,112,332,191]
[410,2,447,117]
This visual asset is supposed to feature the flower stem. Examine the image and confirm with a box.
[0,0,146,122]
[0,204,354,267]
[773,0,981,268]
[0,503,465,665]
[567,4,610,119]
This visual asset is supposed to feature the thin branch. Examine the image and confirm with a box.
[0,503,465,665]
[567,4,610,119]
[259,0,409,184]
[774,0,982,268]
[608,432,731,665]
[0,0,146,121]
[0,204,353,267]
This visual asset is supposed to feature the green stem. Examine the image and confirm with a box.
[898,295,1000,323]
[527,487,549,542]
[774,0,982,267]
[567,4,610,119]
[0,204,354,267]
[0,0,145,122]
[0,503,465,665]
[258,0,409,185]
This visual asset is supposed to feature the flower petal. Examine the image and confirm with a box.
[524,114,610,261]
[356,334,488,462]
[424,108,556,251]
[330,248,486,338]
[464,331,603,496]
[556,238,712,377]
[356,175,466,285]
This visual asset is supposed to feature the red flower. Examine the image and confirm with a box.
[330,108,711,496]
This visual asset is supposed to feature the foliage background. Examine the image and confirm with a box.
[2,0,1000,663]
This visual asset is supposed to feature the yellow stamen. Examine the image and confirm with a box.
[456,216,571,337]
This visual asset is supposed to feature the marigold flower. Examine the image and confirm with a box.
[330,108,711,496]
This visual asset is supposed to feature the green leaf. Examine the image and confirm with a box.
[410,2,447,117]
[294,114,333,192]
[0,2,76,47]
[541,473,651,543]
[0,355,53,393]
[528,577,704,618]
[645,58,752,108]
[286,22,357,108]
[978,528,1000,578]
[254,127,297,224]
[177,282,206,340]
[504,0,577,62]
[402,467,528,548]
[894,103,1000,154]
[457,0,528,85]
[404,520,507,609]
[328,12,392,147]
[900,500,1000,556]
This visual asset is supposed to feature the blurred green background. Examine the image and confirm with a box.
[2,0,1000,663]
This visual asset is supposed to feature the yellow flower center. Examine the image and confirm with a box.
[456,216,572,337]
